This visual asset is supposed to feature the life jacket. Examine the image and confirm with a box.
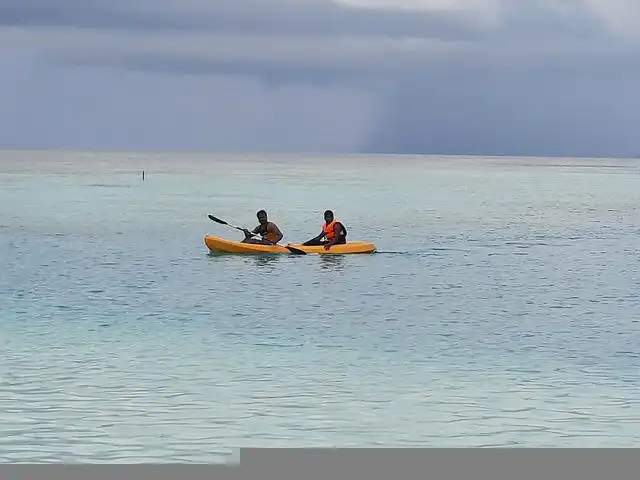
[322,219,346,240]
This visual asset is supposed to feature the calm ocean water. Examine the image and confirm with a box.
[1,150,639,461]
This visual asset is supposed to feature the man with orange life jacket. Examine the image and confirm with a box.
[241,209,283,245]
[302,209,347,250]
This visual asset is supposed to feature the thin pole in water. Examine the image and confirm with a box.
[142,169,145,180]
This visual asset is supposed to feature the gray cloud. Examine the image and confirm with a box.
[35,29,468,88]
[3,0,633,87]
[0,55,376,152]
[366,65,640,157]
[0,0,488,40]
[2,1,636,79]
[357,1,640,157]
[0,0,630,43]
[33,25,639,91]
[1,0,639,156]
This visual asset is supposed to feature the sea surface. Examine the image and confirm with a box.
[1,150,639,462]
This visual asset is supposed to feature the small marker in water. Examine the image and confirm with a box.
[142,169,145,180]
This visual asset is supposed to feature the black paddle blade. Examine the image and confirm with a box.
[285,245,307,255]
[208,214,228,225]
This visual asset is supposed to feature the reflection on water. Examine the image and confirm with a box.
[318,254,346,271]
[206,251,231,262]
[250,254,282,269]
[206,251,283,272]
[207,249,348,273]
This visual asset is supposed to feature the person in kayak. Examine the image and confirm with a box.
[241,209,283,245]
[302,209,347,250]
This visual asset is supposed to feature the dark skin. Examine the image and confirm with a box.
[241,211,283,245]
[303,211,345,250]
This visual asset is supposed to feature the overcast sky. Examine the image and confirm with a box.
[1,0,639,156]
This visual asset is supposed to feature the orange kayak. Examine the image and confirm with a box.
[204,235,376,255]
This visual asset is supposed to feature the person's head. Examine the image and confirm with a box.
[256,209,268,224]
[324,209,334,224]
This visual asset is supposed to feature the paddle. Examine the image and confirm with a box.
[207,214,307,255]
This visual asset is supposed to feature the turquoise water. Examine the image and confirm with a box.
[1,150,640,461]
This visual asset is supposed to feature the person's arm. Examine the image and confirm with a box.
[243,225,260,237]
[303,231,325,245]
[267,223,283,244]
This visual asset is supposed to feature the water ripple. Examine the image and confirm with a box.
[1,154,640,461]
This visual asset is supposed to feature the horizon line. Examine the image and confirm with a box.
[0,147,639,162]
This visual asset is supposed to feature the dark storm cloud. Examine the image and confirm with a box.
[353,2,640,157]
[5,0,628,87]
[0,0,487,40]
[2,0,632,84]
[39,30,445,88]
[364,63,640,157]
[46,51,368,88]
[1,0,639,156]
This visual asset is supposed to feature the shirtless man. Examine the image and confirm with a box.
[241,209,284,245]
